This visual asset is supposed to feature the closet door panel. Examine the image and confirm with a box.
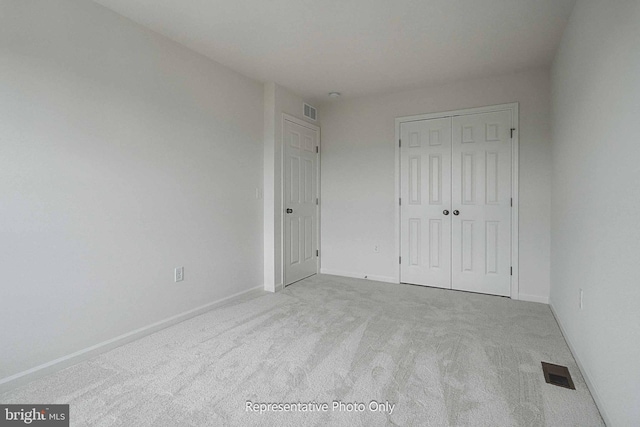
[451,111,512,296]
[400,118,452,289]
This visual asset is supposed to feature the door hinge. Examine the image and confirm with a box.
[399,139,401,147]
[316,198,319,205]
[399,198,402,206]
[316,146,319,153]
[510,267,513,276]
[511,128,516,139]
[510,198,513,207]
[316,249,319,257]
[399,256,402,264]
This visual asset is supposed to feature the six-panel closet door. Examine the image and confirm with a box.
[451,111,512,296]
[400,117,452,289]
[400,110,512,297]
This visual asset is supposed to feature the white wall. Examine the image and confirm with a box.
[0,0,264,381]
[319,68,552,302]
[263,83,317,291]
[550,1,640,425]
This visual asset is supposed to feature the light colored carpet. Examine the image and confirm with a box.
[1,274,604,426]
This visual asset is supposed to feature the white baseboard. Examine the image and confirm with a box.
[518,293,549,304]
[0,285,265,393]
[549,303,610,426]
[319,268,398,284]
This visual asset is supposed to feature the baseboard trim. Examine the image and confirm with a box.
[549,303,610,426]
[518,293,549,304]
[0,285,265,393]
[319,269,398,284]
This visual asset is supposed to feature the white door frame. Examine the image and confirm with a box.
[281,113,321,290]
[394,103,520,299]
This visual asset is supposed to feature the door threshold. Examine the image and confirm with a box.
[399,281,510,298]
[284,272,317,288]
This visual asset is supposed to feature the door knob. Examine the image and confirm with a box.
[453,210,460,216]
[286,208,293,214]
[443,210,450,216]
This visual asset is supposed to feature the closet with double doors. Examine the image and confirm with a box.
[399,105,516,297]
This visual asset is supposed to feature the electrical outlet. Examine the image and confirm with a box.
[374,245,380,253]
[579,288,584,309]
[175,267,184,282]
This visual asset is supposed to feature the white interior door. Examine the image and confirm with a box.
[284,119,318,286]
[400,118,452,289]
[451,111,512,296]
[400,109,513,297]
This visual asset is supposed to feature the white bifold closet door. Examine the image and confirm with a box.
[400,110,512,297]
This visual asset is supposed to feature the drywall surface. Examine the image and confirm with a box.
[550,1,640,425]
[0,0,264,379]
[319,68,552,302]
[263,83,317,291]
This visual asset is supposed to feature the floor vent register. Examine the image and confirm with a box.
[541,361,575,389]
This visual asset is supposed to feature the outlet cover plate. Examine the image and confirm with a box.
[175,267,184,282]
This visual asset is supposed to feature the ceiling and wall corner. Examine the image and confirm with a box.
[90,0,576,102]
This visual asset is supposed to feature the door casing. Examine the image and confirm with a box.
[281,113,321,290]
[394,103,519,299]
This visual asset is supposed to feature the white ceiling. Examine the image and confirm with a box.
[92,0,576,102]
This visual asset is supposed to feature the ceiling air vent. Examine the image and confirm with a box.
[303,103,317,121]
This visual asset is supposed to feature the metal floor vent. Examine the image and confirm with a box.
[541,362,575,389]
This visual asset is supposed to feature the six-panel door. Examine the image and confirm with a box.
[400,118,452,289]
[284,119,318,286]
[451,110,512,296]
[400,110,512,297]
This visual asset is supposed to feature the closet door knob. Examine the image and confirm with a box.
[453,210,460,216]
[443,210,450,216]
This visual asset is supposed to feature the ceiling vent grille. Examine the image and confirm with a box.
[303,103,317,121]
